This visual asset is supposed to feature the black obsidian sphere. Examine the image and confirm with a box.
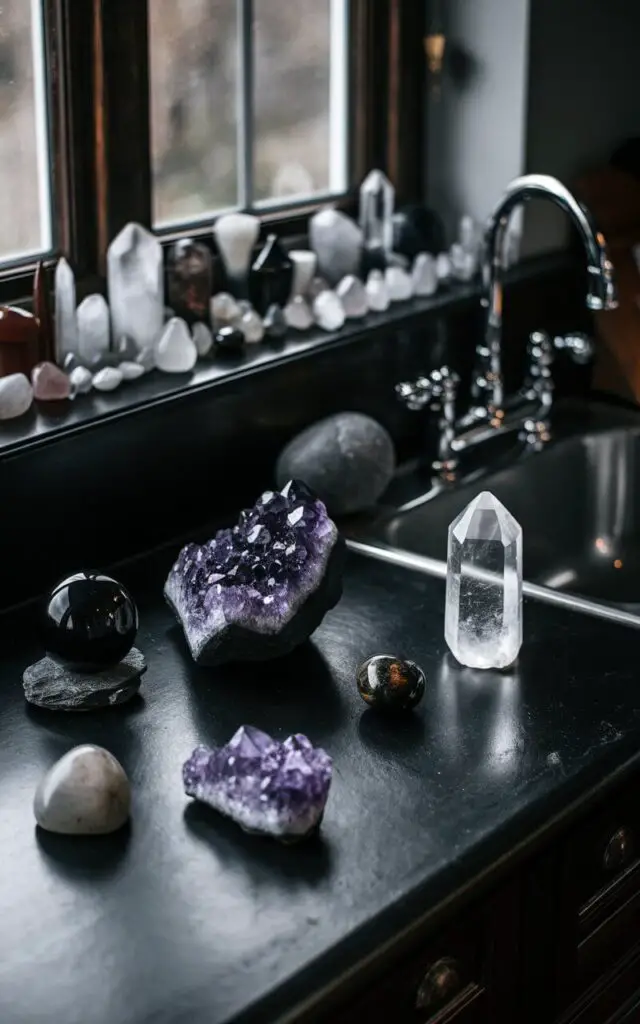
[42,572,138,672]
[392,204,445,259]
[357,654,426,712]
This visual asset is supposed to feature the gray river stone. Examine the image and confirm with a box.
[275,412,396,516]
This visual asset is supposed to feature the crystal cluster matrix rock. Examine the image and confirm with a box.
[445,491,522,669]
[165,481,345,665]
[183,725,332,840]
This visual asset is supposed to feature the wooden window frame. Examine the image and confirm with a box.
[0,0,426,302]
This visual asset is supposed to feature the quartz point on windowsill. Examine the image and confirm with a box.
[445,491,522,669]
[359,169,395,255]
[107,223,164,354]
[54,257,77,363]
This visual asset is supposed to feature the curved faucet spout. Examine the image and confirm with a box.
[476,173,617,414]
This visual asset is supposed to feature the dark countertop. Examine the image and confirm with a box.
[1,547,640,1024]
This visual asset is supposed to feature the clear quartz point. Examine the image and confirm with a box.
[359,169,395,253]
[445,491,522,669]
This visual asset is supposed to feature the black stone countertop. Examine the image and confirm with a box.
[1,547,640,1024]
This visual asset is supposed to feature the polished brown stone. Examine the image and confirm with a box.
[33,260,55,363]
[0,306,41,378]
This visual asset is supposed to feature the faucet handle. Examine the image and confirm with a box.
[553,331,595,365]
[396,366,459,411]
[395,376,432,411]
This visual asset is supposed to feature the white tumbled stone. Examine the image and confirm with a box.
[210,291,241,328]
[0,373,33,419]
[436,252,452,283]
[118,361,145,381]
[365,269,390,312]
[450,243,478,282]
[69,365,93,395]
[284,295,314,331]
[336,275,368,318]
[93,367,123,392]
[412,253,438,297]
[192,322,213,357]
[385,266,413,302]
[239,309,264,344]
[313,289,346,332]
[34,744,130,835]
[154,317,197,373]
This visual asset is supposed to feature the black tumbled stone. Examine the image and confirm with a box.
[42,572,138,672]
[357,655,426,712]
[392,204,445,259]
[214,325,245,355]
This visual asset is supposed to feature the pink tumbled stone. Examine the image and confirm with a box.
[32,361,71,401]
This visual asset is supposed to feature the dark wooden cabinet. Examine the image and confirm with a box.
[316,778,640,1024]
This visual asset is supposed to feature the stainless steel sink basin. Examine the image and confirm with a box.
[348,400,640,610]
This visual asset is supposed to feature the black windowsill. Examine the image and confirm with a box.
[0,253,570,463]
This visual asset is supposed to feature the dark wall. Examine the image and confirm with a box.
[524,0,640,254]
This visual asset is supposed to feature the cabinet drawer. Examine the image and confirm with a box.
[326,887,518,1024]
[558,779,640,1004]
[557,942,640,1024]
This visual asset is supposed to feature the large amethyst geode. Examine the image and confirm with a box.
[164,480,345,665]
[183,725,333,840]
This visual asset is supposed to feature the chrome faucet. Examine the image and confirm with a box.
[474,173,617,414]
[397,174,618,478]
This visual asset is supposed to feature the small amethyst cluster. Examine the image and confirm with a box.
[183,725,333,840]
[164,480,345,665]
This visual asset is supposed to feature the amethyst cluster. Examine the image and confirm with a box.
[183,725,333,840]
[164,480,345,665]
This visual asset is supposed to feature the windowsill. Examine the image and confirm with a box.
[0,253,571,464]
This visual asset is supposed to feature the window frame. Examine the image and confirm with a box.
[0,0,426,302]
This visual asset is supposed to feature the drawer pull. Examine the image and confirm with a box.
[416,957,462,1012]
[603,826,635,873]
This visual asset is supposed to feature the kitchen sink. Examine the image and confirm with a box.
[348,399,640,611]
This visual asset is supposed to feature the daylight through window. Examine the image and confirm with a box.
[0,0,51,262]
[149,0,349,228]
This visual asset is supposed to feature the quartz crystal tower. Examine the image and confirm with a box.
[359,169,395,254]
[445,492,522,669]
[107,223,164,353]
[54,257,77,363]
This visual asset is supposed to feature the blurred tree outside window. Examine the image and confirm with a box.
[149,0,349,227]
[0,0,51,261]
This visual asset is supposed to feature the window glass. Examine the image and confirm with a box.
[0,0,51,260]
[253,0,348,205]
[149,0,239,227]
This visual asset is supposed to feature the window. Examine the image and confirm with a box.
[148,0,349,229]
[0,0,425,292]
[0,0,51,262]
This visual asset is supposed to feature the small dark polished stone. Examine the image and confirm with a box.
[263,304,287,341]
[214,325,245,355]
[42,571,138,672]
[167,239,213,324]
[392,204,445,259]
[248,234,293,315]
[357,654,426,711]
